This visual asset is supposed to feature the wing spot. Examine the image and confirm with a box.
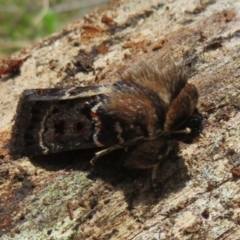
[73,122,84,133]
[53,119,65,138]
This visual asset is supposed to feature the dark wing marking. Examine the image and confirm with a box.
[10,89,106,159]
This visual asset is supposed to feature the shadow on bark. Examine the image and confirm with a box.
[29,145,190,208]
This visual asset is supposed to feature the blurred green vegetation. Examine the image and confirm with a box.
[0,0,107,56]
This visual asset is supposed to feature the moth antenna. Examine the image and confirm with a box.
[165,128,192,135]
[170,127,192,135]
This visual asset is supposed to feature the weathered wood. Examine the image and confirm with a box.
[1,0,240,239]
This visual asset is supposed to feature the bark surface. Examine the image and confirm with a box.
[1,0,240,239]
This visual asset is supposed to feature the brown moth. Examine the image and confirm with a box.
[10,57,204,184]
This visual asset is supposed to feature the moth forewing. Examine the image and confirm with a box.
[10,84,115,158]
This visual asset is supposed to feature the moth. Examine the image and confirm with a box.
[10,57,204,184]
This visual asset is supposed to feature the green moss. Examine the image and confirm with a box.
[0,0,107,56]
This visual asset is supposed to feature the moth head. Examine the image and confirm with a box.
[170,109,204,143]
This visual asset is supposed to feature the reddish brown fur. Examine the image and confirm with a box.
[104,57,190,136]
[121,58,188,105]
[106,89,157,128]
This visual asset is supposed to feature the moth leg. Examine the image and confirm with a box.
[90,145,123,165]
[151,164,159,188]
